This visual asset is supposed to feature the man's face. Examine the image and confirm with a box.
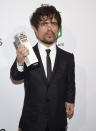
[34,16,59,46]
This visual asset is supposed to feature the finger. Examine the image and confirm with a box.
[66,105,70,113]
[18,46,29,56]
[21,49,29,57]
[67,113,73,119]
[18,45,26,53]
[66,107,72,116]
[67,110,74,119]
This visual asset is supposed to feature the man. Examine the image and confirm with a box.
[10,4,75,131]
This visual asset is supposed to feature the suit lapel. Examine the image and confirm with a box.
[33,44,48,85]
[33,44,61,85]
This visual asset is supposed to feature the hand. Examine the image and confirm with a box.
[16,44,29,65]
[65,102,74,119]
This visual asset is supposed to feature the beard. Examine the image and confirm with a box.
[38,31,57,45]
[40,38,56,45]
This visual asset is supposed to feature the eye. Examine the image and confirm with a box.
[51,22,58,26]
[41,22,48,26]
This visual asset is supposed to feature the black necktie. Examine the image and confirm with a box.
[46,49,52,81]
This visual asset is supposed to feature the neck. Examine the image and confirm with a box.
[39,41,56,48]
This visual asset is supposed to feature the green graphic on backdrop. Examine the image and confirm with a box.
[57,26,62,39]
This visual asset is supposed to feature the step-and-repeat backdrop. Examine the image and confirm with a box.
[0,0,96,131]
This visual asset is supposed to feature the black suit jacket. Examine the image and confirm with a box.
[10,44,75,131]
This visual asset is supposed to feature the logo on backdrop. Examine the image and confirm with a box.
[57,26,64,47]
[0,129,6,131]
[57,26,62,39]
[0,38,3,46]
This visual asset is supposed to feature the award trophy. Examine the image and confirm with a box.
[14,32,39,69]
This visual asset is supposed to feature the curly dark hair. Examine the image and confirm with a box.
[30,4,62,29]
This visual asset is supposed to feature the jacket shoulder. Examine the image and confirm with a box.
[57,46,74,58]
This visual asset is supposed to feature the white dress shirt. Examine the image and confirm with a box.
[38,41,56,77]
[17,41,57,77]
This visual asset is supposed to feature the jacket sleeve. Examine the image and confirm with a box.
[10,59,24,81]
[66,53,76,104]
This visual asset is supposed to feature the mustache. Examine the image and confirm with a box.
[46,31,55,35]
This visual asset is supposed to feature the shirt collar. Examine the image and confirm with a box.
[38,41,56,53]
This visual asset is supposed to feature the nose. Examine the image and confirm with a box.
[47,23,52,30]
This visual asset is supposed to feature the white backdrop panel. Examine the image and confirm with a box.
[0,0,96,131]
